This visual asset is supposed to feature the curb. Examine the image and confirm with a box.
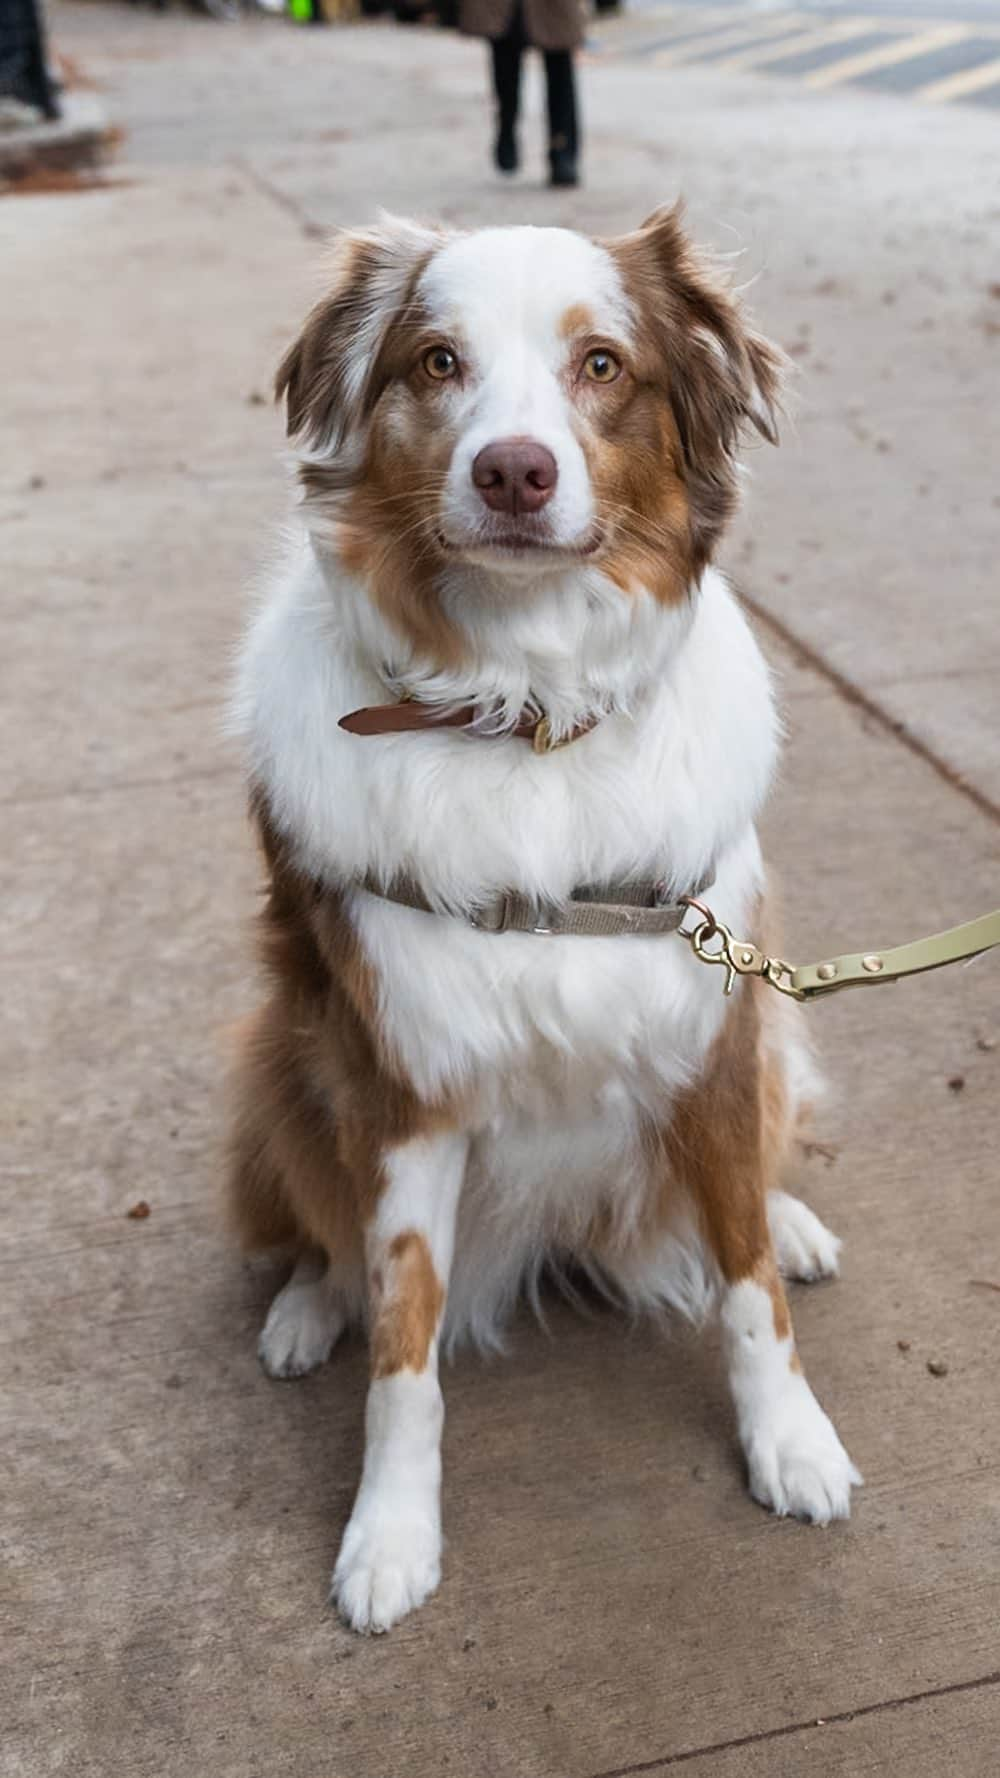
[0,90,110,182]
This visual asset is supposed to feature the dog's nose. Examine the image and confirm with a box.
[471,438,558,516]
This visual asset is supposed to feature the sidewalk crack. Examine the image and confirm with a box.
[233,156,325,241]
[584,1667,1000,1778]
[740,588,1000,826]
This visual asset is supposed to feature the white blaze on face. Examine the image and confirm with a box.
[419,227,634,555]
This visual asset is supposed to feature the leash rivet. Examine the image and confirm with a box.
[862,954,884,973]
[740,948,755,966]
[817,962,838,981]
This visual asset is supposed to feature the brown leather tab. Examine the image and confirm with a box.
[338,703,475,737]
[339,700,602,750]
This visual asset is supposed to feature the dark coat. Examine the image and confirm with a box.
[458,0,586,51]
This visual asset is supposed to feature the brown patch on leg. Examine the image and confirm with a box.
[756,887,808,1186]
[224,994,362,1263]
[224,1005,310,1253]
[759,1043,791,1194]
[370,1232,445,1378]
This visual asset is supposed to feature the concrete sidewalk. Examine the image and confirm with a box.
[2,7,998,1775]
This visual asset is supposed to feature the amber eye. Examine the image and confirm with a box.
[582,348,622,385]
[422,345,459,381]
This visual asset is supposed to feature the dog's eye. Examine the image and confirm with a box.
[582,349,622,385]
[422,346,459,382]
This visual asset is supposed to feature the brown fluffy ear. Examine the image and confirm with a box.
[274,216,445,453]
[611,203,785,573]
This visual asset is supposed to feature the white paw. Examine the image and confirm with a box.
[768,1190,841,1283]
[258,1270,344,1380]
[745,1375,862,1524]
[332,1507,441,1634]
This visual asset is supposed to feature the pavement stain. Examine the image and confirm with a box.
[1,164,130,198]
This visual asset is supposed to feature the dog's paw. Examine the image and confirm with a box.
[258,1270,344,1380]
[768,1190,841,1283]
[744,1376,862,1524]
[332,1507,441,1634]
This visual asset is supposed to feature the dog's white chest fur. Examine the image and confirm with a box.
[238,540,777,1120]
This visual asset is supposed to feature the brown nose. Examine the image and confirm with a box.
[471,437,558,516]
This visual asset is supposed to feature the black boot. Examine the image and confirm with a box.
[495,120,519,174]
[545,52,579,187]
[549,146,579,187]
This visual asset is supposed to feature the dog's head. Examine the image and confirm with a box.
[277,209,782,652]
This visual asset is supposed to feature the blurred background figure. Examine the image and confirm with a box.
[459,1,584,188]
[0,0,60,120]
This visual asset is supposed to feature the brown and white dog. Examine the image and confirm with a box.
[228,207,861,1634]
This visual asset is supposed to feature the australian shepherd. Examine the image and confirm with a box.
[227,206,860,1633]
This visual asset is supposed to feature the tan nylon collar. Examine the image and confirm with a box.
[359,871,715,938]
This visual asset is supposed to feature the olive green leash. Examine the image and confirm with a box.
[680,900,1000,1002]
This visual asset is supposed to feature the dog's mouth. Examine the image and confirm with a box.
[437,526,606,565]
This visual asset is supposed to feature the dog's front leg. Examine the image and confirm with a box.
[333,1130,468,1634]
[673,979,861,1524]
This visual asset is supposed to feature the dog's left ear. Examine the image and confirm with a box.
[275,215,445,454]
[610,204,785,571]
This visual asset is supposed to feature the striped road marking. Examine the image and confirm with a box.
[713,18,881,73]
[647,13,811,67]
[805,23,972,87]
[918,52,1000,101]
[590,7,1000,106]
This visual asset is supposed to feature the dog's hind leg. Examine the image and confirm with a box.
[767,1190,841,1283]
[258,1249,348,1379]
[225,999,363,1374]
[224,1104,302,1254]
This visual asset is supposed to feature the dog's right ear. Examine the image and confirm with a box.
[275,216,445,453]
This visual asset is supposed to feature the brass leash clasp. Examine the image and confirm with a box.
[679,897,805,1000]
[679,897,1000,1003]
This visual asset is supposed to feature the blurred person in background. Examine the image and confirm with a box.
[459,1,585,188]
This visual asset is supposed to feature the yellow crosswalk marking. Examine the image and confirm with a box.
[650,12,808,69]
[804,23,971,89]
[918,53,1000,102]
[714,17,881,73]
[592,6,743,46]
[593,7,1000,109]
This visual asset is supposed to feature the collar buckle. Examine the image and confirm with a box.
[469,892,513,934]
[532,716,574,755]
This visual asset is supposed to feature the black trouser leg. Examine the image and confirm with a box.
[544,49,578,158]
[491,30,524,134]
